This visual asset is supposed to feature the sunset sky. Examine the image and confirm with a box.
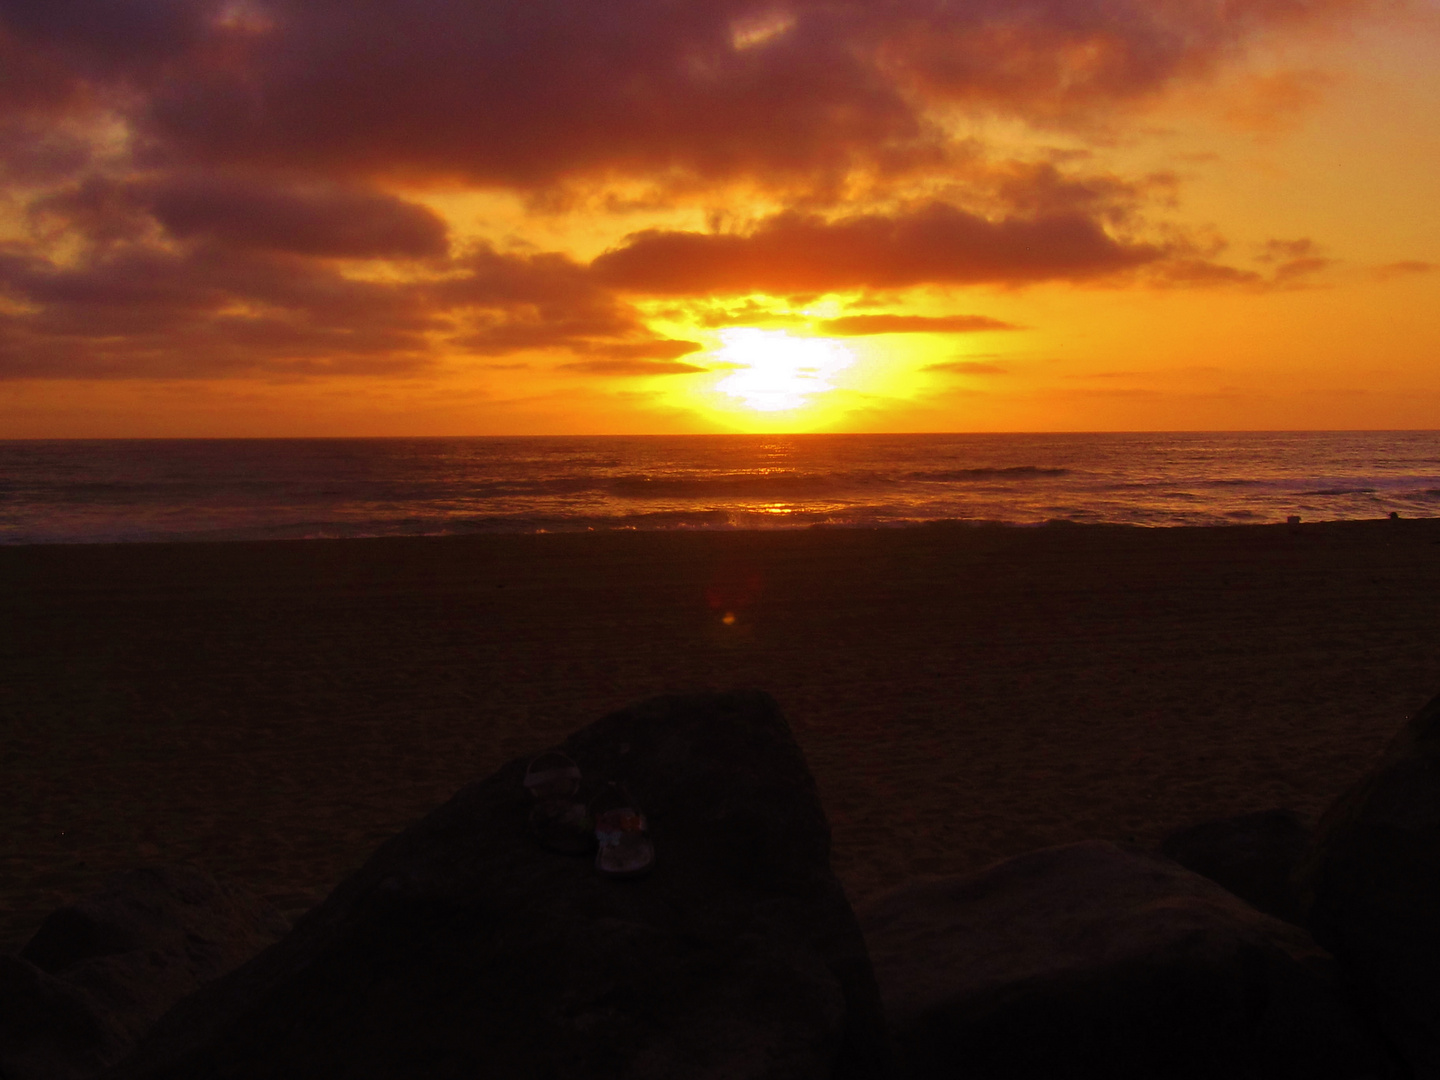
[1,0,1436,436]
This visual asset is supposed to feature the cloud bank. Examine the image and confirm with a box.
[0,0,1372,380]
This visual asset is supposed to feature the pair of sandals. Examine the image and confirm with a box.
[524,752,655,878]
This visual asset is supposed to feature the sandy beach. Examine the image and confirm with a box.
[4,518,1439,951]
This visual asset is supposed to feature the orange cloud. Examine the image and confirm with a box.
[557,358,708,377]
[581,339,704,361]
[923,360,1010,375]
[1221,70,1335,133]
[818,313,1018,335]
[1374,261,1434,280]
[1250,238,1332,286]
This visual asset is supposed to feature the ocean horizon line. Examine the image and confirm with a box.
[5,428,1440,443]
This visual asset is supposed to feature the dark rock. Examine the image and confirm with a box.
[107,691,888,1080]
[0,866,289,1080]
[1297,690,1440,1077]
[1159,809,1311,922]
[0,953,128,1080]
[20,865,291,981]
[859,840,1389,1080]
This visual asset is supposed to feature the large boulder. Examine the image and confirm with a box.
[0,866,290,1080]
[1297,690,1440,1076]
[107,691,888,1080]
[1159,809,1311,922]
[0,953,130,1080]
[858,840,1390,1080]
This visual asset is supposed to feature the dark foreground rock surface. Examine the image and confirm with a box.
[1160,808,1311,923]
[1298,690,1440,1078]
[106,690,887,1080]
[0,866,289,1080]
[859,840,1389,1080]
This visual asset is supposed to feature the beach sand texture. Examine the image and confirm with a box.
[4,519,1440,951]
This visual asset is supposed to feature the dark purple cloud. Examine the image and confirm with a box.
[864,0,1352,121]
[593,203,1162,294]
[149,176,449,258]
[0,238,674,378]
[28,176,155,245]
[134,0,920,188]
[0,0,211,125]
[30,174,449,258]
[0,240,441,378]
[1,0,1367,190]
[0,0,208,69]
[0,120,92,182]
[438,246,668,360]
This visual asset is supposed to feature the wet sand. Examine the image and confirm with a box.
[4,519,1440,950]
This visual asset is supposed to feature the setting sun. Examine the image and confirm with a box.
[710,329,855,413]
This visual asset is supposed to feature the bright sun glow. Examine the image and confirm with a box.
[711,328,854,412]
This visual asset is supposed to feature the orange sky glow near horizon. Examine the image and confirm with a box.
[0,0,1437,437]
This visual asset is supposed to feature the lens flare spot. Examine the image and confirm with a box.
[730,10,796,50]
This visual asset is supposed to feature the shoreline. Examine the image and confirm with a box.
[3,514,1435,552]
[4,518,1440,949]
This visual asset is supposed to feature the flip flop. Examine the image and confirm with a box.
[525,753,594,855]
[591,783,655,879]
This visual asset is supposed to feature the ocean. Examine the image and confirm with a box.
[2,431,1438,545]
